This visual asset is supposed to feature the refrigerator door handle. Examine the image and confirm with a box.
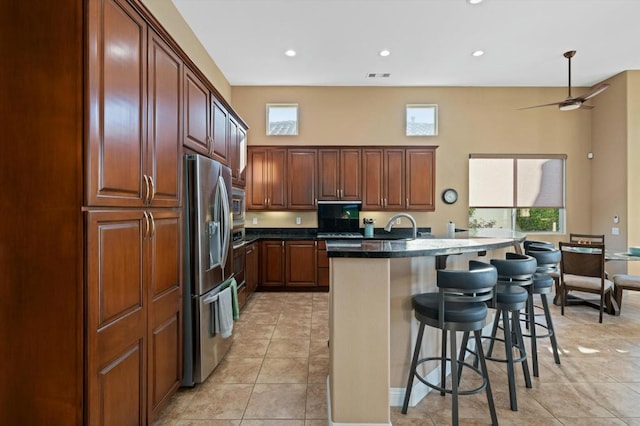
[218,175,231,269]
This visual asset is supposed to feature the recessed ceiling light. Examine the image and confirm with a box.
[379,49,391,57]
[284,49,296,57]
[472,50,485,57]
[468,0,483,4]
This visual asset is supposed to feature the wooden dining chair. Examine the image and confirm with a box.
[569,233,605,244]
[559,241,613,323]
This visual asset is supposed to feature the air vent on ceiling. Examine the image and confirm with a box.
[367,73,391,78]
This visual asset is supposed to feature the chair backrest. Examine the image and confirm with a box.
[523,240,555,251]
[559,241,606,279]
[436,261,497,301]
[569,233,605,244]
[436,260,497,328]
[491,253,537,285]
[526,246,561,272]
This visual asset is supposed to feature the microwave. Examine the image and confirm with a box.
[231,187,245,226]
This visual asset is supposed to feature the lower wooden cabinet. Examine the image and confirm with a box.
[86,209,181,425]
[286,241,317,287]
[259,240,319,289]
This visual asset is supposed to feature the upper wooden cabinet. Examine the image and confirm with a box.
[183,68,210,156]
[288,149,318,210]
[87,10,183,209]
[363,148,435,211]
[247,147,287,210]
[318,148,361,201]
[87,0,147,207]
[229,117,247,186]
[211,98,229,164]
[147,30,182,207]
[362,148,405,210]
[405,148,435,211]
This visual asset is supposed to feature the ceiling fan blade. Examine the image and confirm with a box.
[518,100,564,110]
[579,83,610,101]
[579,104,594,110]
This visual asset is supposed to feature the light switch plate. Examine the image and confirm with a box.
[252,217,258,225]
[396,218,402,224]
[296,217,302,225]
[612,227,619,235]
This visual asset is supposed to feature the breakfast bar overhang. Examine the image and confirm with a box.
[326,230,526,425]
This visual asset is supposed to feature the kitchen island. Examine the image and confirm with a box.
[326,229,525,425]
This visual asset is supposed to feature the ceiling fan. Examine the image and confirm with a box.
[519,50,609,111]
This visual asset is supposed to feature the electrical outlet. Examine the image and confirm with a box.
[296,216,302,225]
[612,227,619,235]
[396,218,401,225]
[252,217,258,225]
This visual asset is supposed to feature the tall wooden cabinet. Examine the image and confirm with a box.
[362,148,405,210]
[3,0,247,423]
[86,0,184,423]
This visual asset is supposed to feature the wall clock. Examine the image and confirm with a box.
[442,188,458,205]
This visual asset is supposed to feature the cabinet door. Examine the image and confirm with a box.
[385,149,405,210]
[229,117,239,180]
[245,242,259,294]
[286,241,317,287]
[340,148,361,200]
[362,149,384,210]
[237,126,247,186]
[183,68,209,155]
[267,148,288,209]
[246,148,268,210]
[87,0,147,207]
[318,149,340,200]
[212,98,229,164]
[86,210,147,426]
[288,149,317,210]
[147,210,182,419]
[147,30,181,207]
[260,240,285,287]
[405,148,435,211]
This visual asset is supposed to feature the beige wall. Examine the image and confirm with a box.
[141,0,231,102]
[232,86,593,235]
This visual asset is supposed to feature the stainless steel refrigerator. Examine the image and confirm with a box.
[183,154,233,386]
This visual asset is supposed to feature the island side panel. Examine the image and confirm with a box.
[329,257,391,424]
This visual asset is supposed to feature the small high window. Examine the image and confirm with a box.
[266,104,298,136]
[406,104,438,136]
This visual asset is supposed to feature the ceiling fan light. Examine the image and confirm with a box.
[559,102,581,111]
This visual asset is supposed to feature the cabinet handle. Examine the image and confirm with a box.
[149,176,155,204]
[315,198,317,206]
[143,211,150,238]
[149,212,156,237]
[406,198,409,207]
[143,175,150,204]
[336,189,339,197]
[384,198,387,207]
[264,197,267,206]
[380,197,383,206]
[281,241,284,247]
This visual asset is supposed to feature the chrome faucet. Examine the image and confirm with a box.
[384,213,417,240]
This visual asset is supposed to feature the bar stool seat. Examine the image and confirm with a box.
[496,284,529,305]
[402,261,498,426]
[412,293,488,323]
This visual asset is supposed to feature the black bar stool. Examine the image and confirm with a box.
[462,252,536,411]
[402,261,498,426]
[523,246,562,376]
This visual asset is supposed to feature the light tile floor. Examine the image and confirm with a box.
[156,290,640,425]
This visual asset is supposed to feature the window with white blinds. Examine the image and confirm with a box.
[469,155,566,208]
[468,154,566,233]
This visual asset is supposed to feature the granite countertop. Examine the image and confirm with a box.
[244,227,431,242]
[326,229,526,259]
